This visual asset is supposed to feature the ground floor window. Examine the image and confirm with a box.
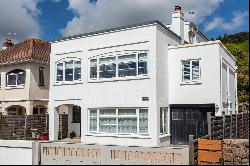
[88,108,148,135]
[160,108,169,135]
[72,106,81,123]
[33,106,47,115]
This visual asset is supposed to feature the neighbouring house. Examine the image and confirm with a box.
[0,38,50,115]
[49,6,237,146]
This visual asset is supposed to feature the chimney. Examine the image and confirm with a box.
[171,5,185,44]
[3,38,14,50]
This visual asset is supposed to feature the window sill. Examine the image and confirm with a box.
[158,134,171,139]
[86,133,150,139]
[53,81,83,86]
[5,85,25,90]
[88,76,150,83]
[180,81,202,85]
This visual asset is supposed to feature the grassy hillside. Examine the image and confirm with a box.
[216,32,249,103]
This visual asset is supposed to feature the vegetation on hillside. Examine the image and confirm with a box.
[215,32,249,104]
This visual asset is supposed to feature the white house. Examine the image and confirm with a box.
[49,6,237,146]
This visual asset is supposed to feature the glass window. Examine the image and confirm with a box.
[65,60,74,81]
[139,109,148,133]
[90,59,97,79]
[99,57,116,79]
[39,67,45,86]
[6,69,26,86]
[160,108,168,135]
[88,108,148,135]
[89,110,97,131]
[118,54,136,77]
[56,63,63,82]
[138,53,148,75]
[74,61,81,81]
[182,59,200,82]
[39,108,46,114]
[33,108,39,115]
[72,106,81,123]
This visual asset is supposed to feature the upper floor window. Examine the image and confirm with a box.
[39,67,44,86]
[182,59,200,82]
[56,59,82,83]
[6,69,26,86]
[89,51,148,80]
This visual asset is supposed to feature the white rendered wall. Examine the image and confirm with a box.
[168,43,221,115]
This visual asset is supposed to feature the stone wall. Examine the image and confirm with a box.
[223,139,249,165]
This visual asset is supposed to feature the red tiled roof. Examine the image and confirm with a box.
[0,38,50,65]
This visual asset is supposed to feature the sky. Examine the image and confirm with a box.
[0,0,249,44]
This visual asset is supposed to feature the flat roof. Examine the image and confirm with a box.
[51,20,181,43]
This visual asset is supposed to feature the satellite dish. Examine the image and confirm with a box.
[188,31,195,38]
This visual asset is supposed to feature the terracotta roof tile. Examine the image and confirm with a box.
[0,38,50,65]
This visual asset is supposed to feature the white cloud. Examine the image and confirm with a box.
[60,0,223,37]
[204,11,249,32]
[0,0,41,45]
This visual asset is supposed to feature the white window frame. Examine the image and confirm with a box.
[6,70,26,87]
[181,59,201,83]
[89,50,149,81]
[55,58,82,84]
[88,108,149,136]
[160,108,170,136]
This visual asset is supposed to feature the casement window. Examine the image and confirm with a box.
[182,59,200,82]
[6,69,26,86]
[39,67,45,86]
[160,108,169,135]
[99,57,116,78]
[89,51,148,80]
[55,59,82,83]
[72,106,81,123]
[88,108,148,135]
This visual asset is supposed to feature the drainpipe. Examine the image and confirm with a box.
[227,66,231,115]
[235,67,238,113]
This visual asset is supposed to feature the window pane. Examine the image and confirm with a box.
[39,68,44,85]
[99,118,116,133]
[90,110,97,116]
[139,109,148,133]
[99,57,116,78]
[17,71,25,85]
[56,63,63,81]
[90,59,97,79]
[74,61,81,81]
[8,74,17,85]
[138,53,148,75]
[118,54,136,77]
[33,108,39,115]
[73,106,81,123]
[192,60,200,80]
[118,118,137,133]
[99,109,116,115]
[183,61,190,81]
[118,109,136,115]
[65,61,73,81]
[89,110,97,131]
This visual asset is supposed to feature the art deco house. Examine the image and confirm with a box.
[0,38,50,115]
[49,6,237,146]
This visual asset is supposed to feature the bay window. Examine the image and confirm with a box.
[6,69,26,86]
[89,51,148,80]
[88,108,148,135]
[182,59,200,82]
[56,59,82,83]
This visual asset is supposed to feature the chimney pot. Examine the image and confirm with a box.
[175,5,182,11]
[3,38,14,49]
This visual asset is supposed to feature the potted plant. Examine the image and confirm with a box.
[70,131,76,139]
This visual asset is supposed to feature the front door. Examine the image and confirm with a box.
[170,104,215,145]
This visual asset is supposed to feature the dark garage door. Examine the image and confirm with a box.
[170,104,215,145]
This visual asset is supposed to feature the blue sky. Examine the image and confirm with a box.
[0,0,249,43]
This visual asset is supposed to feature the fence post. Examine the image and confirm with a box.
[189,135,195,165]
[235,110,238,139]
[241,112,244,139]
[230,111,232,139]
[207,112,212,140]
[222,111,225,139]
[24,113,27,140]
